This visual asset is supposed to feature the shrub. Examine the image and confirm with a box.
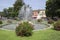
[54,21,60,30]
[37,19,42,22]
[48,20,54,24]
[15,21,34,37]
[0,21,3,24]
[14,17,20,21]
[7,20,12,23]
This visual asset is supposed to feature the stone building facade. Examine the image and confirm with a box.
[32,9,46,19]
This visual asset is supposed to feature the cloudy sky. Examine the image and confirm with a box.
[0,0,46,11]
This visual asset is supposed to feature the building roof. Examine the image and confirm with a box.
[33,10,39,12]
[33,9,45,12]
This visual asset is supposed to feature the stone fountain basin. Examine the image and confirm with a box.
[34,23,48,30]
[1,23,48,30]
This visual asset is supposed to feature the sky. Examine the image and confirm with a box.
[0,0,46,11]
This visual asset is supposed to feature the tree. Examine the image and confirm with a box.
[0,12,4,16]
[7,7,16,18]
[13,0,24,16]
[2,0,24,18]
[46,0,60,18]
[3,8,13,18]
[0,12,4,18]
[3,8,8,17]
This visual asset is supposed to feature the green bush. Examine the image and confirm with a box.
[0,21,3,24]
[7,20,12,23]
[54,20,60,30]
[14,17,20,21]
[48,20,54,24]
[37,19,42,22]
[15,21,34,37]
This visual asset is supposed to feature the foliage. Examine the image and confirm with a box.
[37,19,42,22]
[0,12,4,17]
[0,21,3,24]
[46,0,60,18]
[14,17,20,21]
[7,20,12,24]
[3,7,18,18]
[2,0,24,18]
[54,20,60,30]
[48,19,54,24]
[13,0,24,16]
[3,8,8,17]
[15,21,34,36]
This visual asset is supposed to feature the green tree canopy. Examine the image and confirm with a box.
[2,0,24,18]
[13,0,24,15]
[46,0,60,18]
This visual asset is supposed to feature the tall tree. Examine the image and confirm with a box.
[2,0,24,18]
[0,12,4,18]
[13,0,24,16]
[3,8,8,17]
[46,0,60,18]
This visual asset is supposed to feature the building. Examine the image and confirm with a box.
[32,10,39,19]
[32,9,46,19]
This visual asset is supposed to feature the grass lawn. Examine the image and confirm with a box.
[0,29,60,40]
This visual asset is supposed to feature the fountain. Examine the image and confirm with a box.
[17,4,49,30]
[18,4,33,21]
[1,4,49,31]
